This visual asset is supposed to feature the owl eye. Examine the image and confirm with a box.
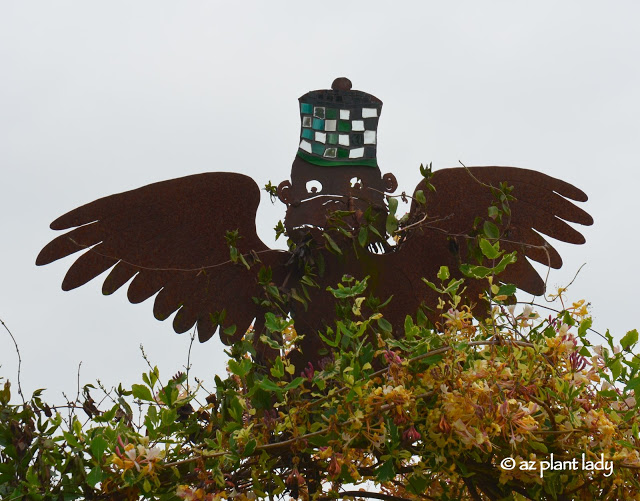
[350,177,364,189]
[306,180,322,194]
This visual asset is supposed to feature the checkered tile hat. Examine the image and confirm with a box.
[297,78,382,167]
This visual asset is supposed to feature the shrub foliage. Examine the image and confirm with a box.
[3,273,640,499]
[3,175,640,500]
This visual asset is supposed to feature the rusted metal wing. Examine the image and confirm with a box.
[37,172,289,345]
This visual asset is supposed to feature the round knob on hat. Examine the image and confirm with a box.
[331,77,352,91]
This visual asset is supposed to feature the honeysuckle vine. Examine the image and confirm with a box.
[2,266,640,500]
[0,179,637,499]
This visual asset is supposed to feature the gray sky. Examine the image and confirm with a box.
[1,1,639,400]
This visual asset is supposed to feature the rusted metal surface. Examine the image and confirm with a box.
[36,172,289,345]
[37,78,593,363]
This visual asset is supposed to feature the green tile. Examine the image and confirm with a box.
[327,133,338,144]
[312,118,325,130]
[338,120,351,132]
[301,103,313,114]
[311,142,324,155]
[301,129,314,140]
[337,148,349,158]
[325,108,337,119]
[314,107,325,119]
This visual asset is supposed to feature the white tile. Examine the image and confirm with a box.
[315,132,326,144]
[340,109,350,120]
[349,147,364,158]
[302,116,312,127]
[362,108,378,118]
[338,134,349,146]
[352,120,364,131]
[324,120,336,131]
[324,148,337,158]
[364,130,376,144]
[299,140,312,153]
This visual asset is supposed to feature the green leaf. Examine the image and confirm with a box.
[0,381,10,405]
[377,317,392,333]
[414,190,426,205]
[264,312,291,333]
[406,473,428,495]
[420,354,443,366]
[621,329,639,350]
[131,384,154,402]
[437,266,450,281]
[259,334,283,351]
[483,220,500,239]
[530,441,548,453]
[610,358,623,381]
[497,284,516,296]
[326,277,369,299]
[259,378,281,394]
[244,439,257,456]
[562,310,575,326]
[284,377,306,391]
[385,214,398,235]
[443,278,464,294]
[494,252,517,273]
[323,232,342,255]
[290,288,307,308]
[422,278,442,293]
[369,225,383,239]
[87,466,103,487]
[578,317,592,337]
[626,376,640,391]
[460,263,492,279]
[479,238,502,259]
[358,226,368,247]
[270,357,284,379]
[258,265,272,284]
[387,196,398,215]
[487,205,500,220]
[318,329,341,348]
[376,458,396,482]
[404,315,415,335]
[90,435,108,460]
[229,358,252,378]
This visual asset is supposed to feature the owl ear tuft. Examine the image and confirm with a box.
[382,173,398,194]
[278,180,292,205]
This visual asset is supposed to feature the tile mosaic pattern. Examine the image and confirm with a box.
[298,102,380,165]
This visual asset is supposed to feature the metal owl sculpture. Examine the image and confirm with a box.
[37,78,593,364]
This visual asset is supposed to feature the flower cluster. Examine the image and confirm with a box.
[2,279,640,500]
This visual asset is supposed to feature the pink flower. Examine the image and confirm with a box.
[403,425,421,443]
[383,350,402,365]
[300,362,314,382]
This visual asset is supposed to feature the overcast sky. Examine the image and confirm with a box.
[1,1,639,401]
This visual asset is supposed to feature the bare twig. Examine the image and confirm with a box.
[395,213,454,234]
[68,236,284,273]
[544,263,586,303]
[527,393,558,433]
[140,344,165,388]
[185,328,196,392]
[0,316,25,404]
[75,361,83,404]
[319,491,411,501]
[165,391,434,467]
